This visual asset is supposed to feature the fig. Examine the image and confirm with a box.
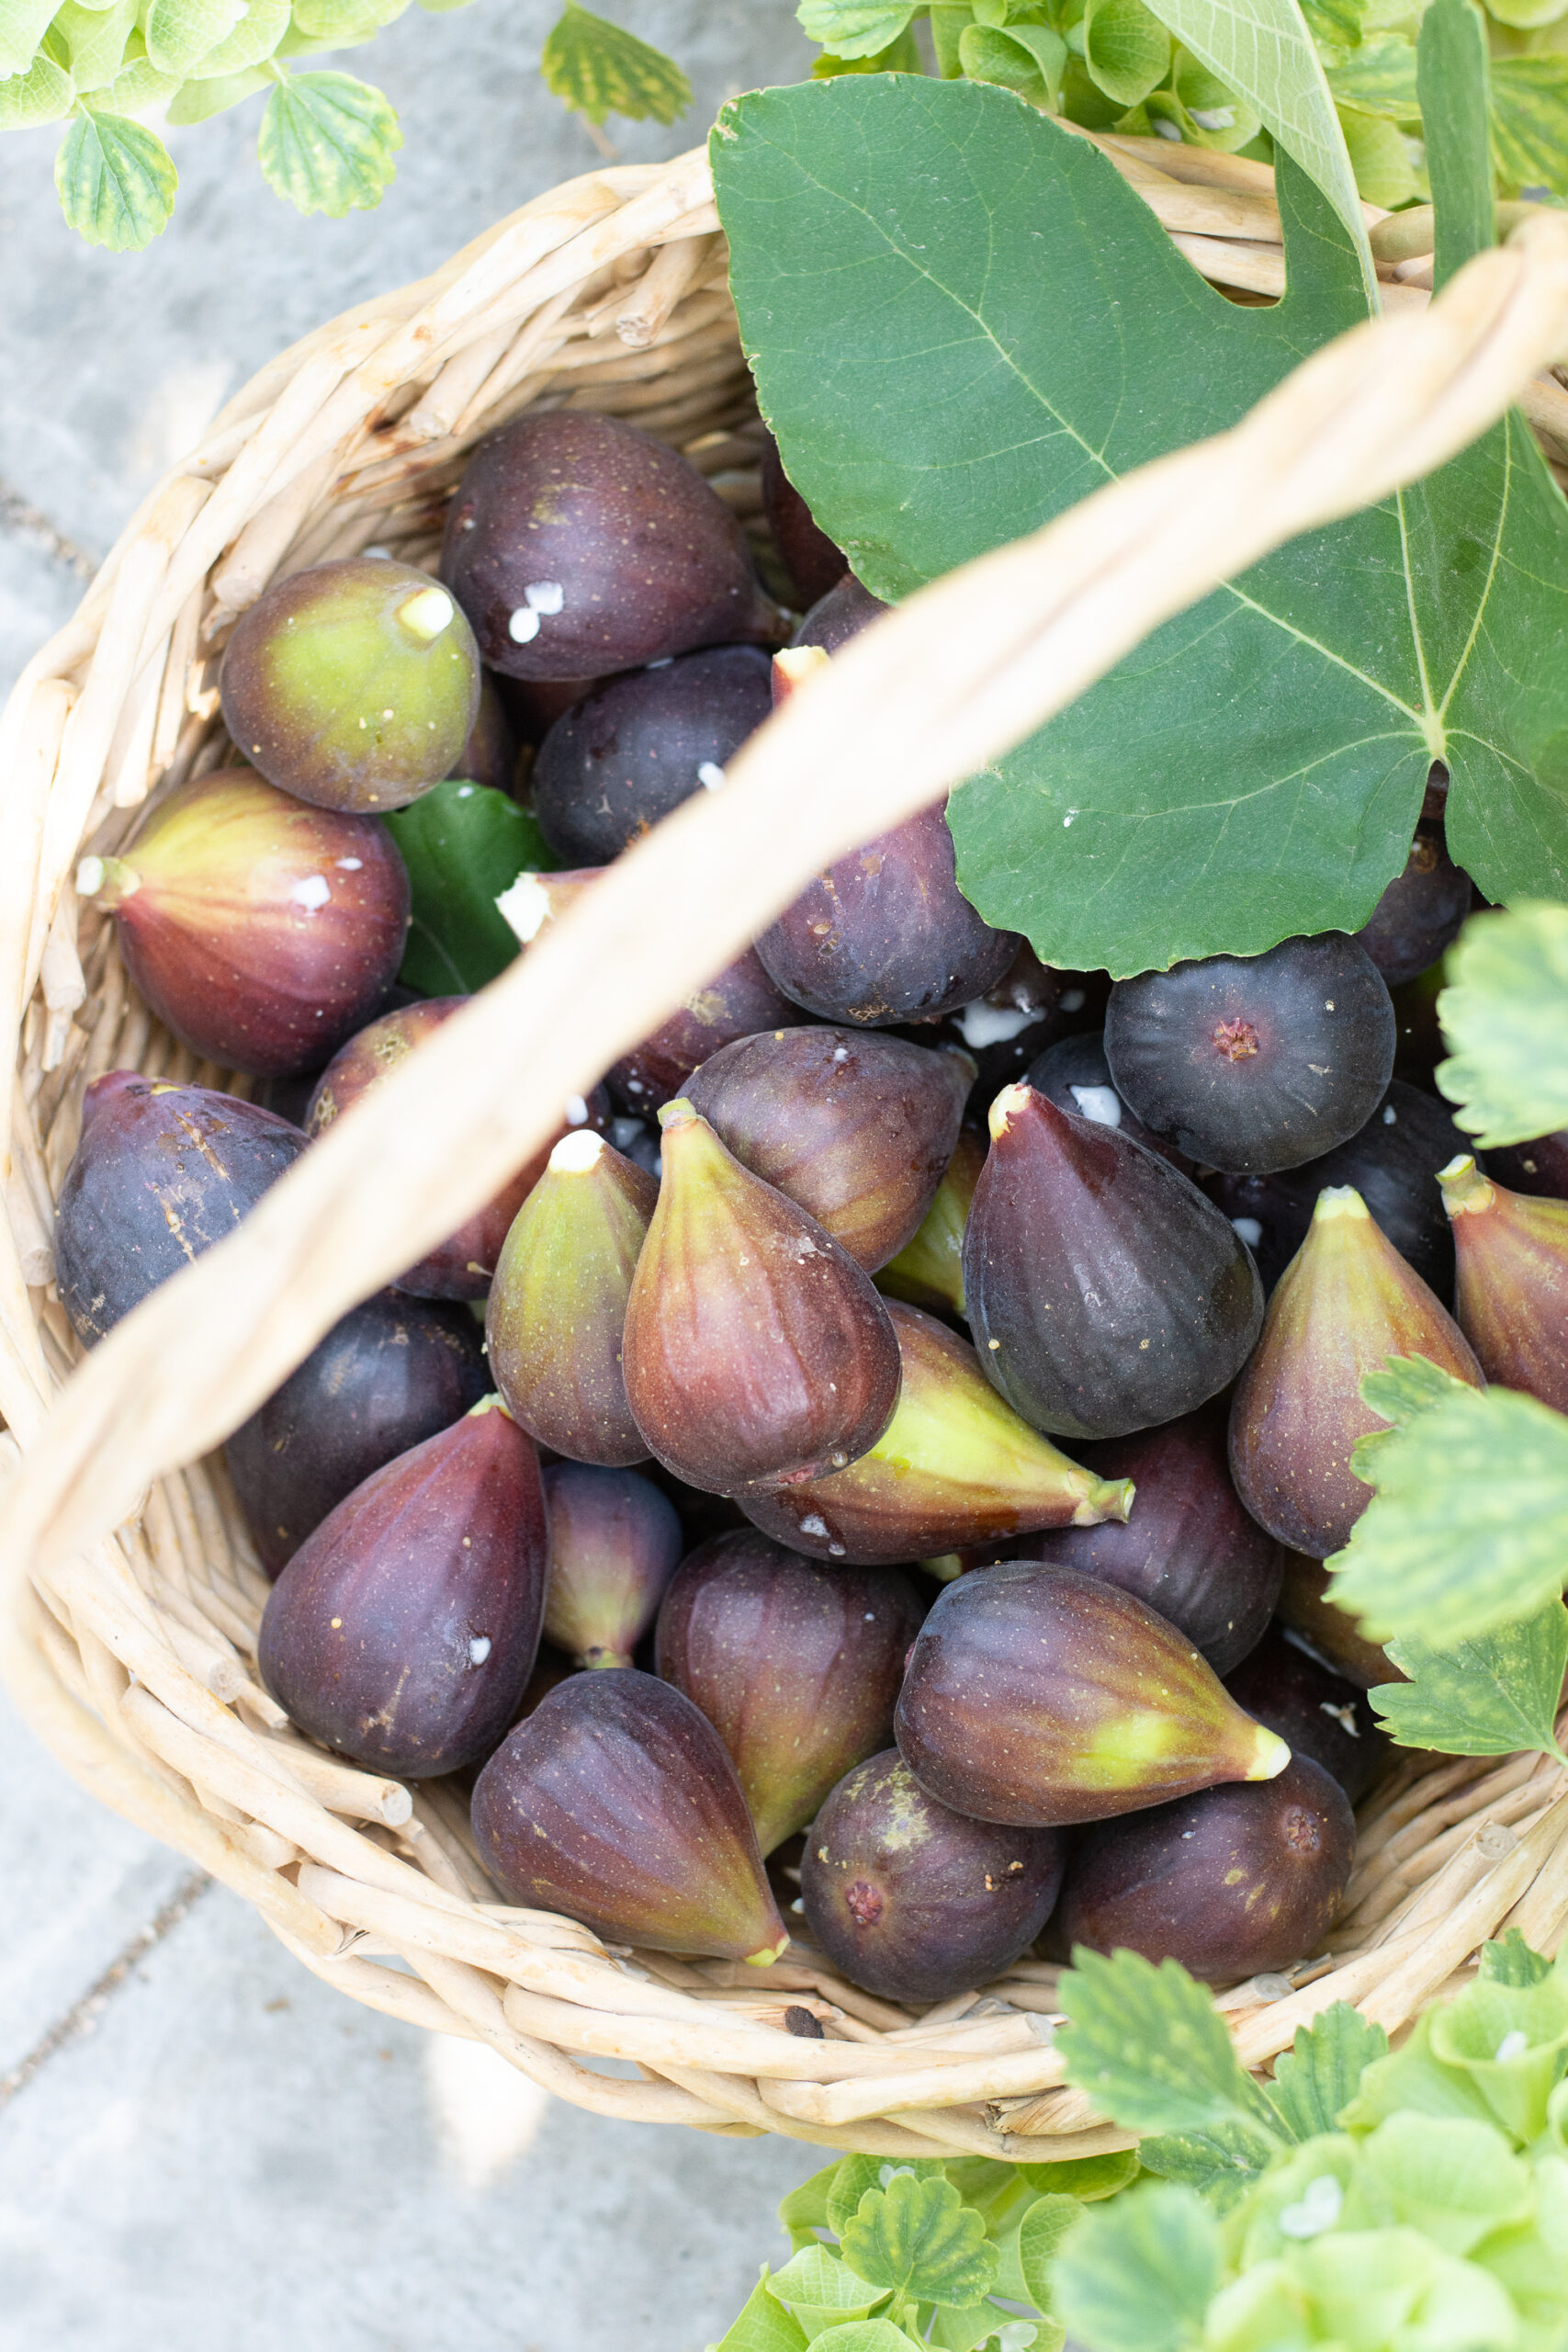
[225,1288,488,1577]
[495,672,601,747]
[486,1130,658,1466]
[440,411,780,681]
[1483,1127,1568,1199]
[1104,933,1396,1174]
[791,571,888,652]
[1228,1184,1483,1559]
[76,771,409,1080]
[1277,1554,1402,1690]
[306,998,609,1297]
[257,1396,547,1778]
[760,435,847,609]
[470,1668,788,1962]
[542,1462,684,1669]
[654,1531,925,1853]
[740,1301,1133,1566]
[963,1083,1264,1443]
[946,946,1110,1116]
[532,644,773,864]
[756,802,1021,1027]
[455,672,520,796]
[623,1099,901,1496]
[56,1075,309,1345]
[683,1025,972,1272]
[800,1751,1066,2004]
[1354,824,1472,987]
[1224,1623,1387,1804]
[609,946,807,1115]
[1024,1030,1193,1171]
[1055,1754,1355,1981]
[878,1127,986,1317]
[1029,1403,1282,1676]
[220,559,480,813]
[1439,1155,1568,1411]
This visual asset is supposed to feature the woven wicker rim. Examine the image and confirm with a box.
[3,130,1568,2156]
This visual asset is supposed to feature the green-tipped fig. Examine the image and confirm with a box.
[654,1532,925,1853]
[877,1128,986,1317]
[622,1100,901,1497]
[741,1302,1133,1566]
[896,1561,1290,1828]
[470,1668,789,1963]
[1229,1184,1483,1559]
[542,1463,684,1669]
[682,1026,973,1272]
[801,1751,1066,2004]
[1439,1155,1568,1413]
[486,1132,658,1466]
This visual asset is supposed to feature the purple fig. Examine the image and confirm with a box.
[609,946,807,1115]
[896,1561,1290,1828]
[1228,1184,1483,1558]
[455,672,521,797]
[56,1075,309,1344]
[1439,1155,1568,1412]
[1277,1554,1402,1691]
[1029,1404,1283,1676]
[486,1131,659,1466]
[801,1751,1066,2004]
[495,672,601,746]
[741,1302,1133,1566]
[791,572,888,652]
[257,1396,548,1777]
[1354,824,1472,987]
[1224,1623,1387,1804]
[76,771,410,1079]
[756,802,1021,1027]
[622,1099,901,1497]
[761,435,847,609]
[654,1532,925,1853]
[1055,1754,1355,1982]
[1483,1127,1568,1198]
[877,1128,986,1317]
[1025,1031,1193,1171]
[543,1463,684,1669]
[226,1288,488,1577]
[946,946,1110,1118]
[440,412,781,681]
[683,1026,972,1272]
[964,1083,1263,1442]
[470,1668,788,1963]
[220,560,480,813]
[306,998,609,1297]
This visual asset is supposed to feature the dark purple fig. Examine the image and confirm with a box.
[741,1302,1132,1566]
[623,1099,901,1497]
[1483,1128,1568,1198]
[220,560,480,813]
[1055,1754,1355,1981]
[609,946,807,1115]
[225,1288,488,1577]
[495,672,602,748]
[1025,1031,1193,1172]
[756,803,1021,1027]
[896,1561,1289,1828]
[683,1026,972,1272]
[454,672,520,796]
[1028,1404,1282,1676]
[800,1751,1066,2004]
[963,1084,1263,1443]
[486,1131,658,1465]
[1354,825,1472,987]
[1204,1080,1468,1301]
[878,1128,986,1317]
[1278,1554,1402,1690]
[1224,1623,1386,1804]
[1389,962,1448,1092]
[1440,1155,1568,1412]
[440,412,781,681]
[258,1397,547,1778]
[305,998,609,1298]
[470,1668,788,1962]
[654,1532,925,1853]
[760,435,847,609]
[1104,934,1396,1175]
[76,771,409,1079]
[1230,1184,1483,1558]
[542,1463,683,1669]
[56,1076,309,1345]
[791,571,888,651]
[945,946,1110,1117]
[533,644,773,864]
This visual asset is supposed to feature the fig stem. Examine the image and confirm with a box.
[1438,1154,1494,1215]
[396,584,457,643]
[75,854,141,909]
[1246,1725,1293,1781]
[1074,1476,1135,1527]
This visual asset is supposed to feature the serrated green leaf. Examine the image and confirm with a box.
[0,0,57,74]
[55,107,175,247]
[1438,906,1568,1150]
[49,0,134,89]
[1018,2151,1140,2202]
[0,44,73,120]
[1480,1929,1554,1988]
[384,780,554,996]
[1136,2120,1278,2206]
[540,1,690,126]
[1268,2004,1389,2140]
[291,0,407,42]
[258,68,400,214]
[942,2156,1034,2229]
[713,2271,813,2352]
[1326,30,1417,116]
[798,0,918,61]
[767,2245,889,2336]
[164,60,269,117]
[1342,2008,1505,2135]
[826,2159,946,2240]
[811,24,923,76]
[840,2175,998,2311]
[784,2161,845,2253]
[190,0,289,78]
[1015,2193,1080,2310]
[1491,54,1568,197]
[142,0,243,73]
[1371,1602,1568,1763]
[1348,1351,1472,1484]
[1052,2183,1219,2352]
[1057,1949,1285,2145]
[103,37,181,113]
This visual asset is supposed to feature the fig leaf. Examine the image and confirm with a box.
[383,780,555,996]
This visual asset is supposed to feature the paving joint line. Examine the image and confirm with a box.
[0,1869,212,2114]
[0,475,97,582]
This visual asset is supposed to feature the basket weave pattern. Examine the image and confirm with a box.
[6,136,1568,2157]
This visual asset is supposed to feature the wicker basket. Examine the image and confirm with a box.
[5,130,1568,2160]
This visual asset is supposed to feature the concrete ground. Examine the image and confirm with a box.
[1,6,823,2345]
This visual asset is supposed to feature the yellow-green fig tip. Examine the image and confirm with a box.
[987,1081,1030,1141]
[1246,1724,1292,1781]
[744,1929,791,1967]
